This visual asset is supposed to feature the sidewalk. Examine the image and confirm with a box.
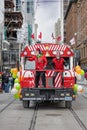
[77,79,87,85]
[77,78,87,98]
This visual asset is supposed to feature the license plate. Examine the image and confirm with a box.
[65,97,72,101]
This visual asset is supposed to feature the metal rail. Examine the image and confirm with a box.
[29,102,87,130]
[70,108,87,130]
[29,103,39,130]
[0,99,15,113]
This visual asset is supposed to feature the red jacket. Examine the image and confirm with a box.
[52,57,64,70]
[28,55,47,70]
[85,72,87,79]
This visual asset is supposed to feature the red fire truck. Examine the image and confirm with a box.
[20,43,76,108]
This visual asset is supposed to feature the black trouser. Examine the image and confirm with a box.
[35,71,46,88]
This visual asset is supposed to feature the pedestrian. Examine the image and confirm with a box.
[2,71,6,91]
[28,48,47,88]
[0,73,2,92]
[85,71,87,80]
[52,51,65,85]
[4,73,9,93]
[8,73,14,91]
[52,52,65,70]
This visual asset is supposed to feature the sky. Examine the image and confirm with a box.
[35,0,61,42]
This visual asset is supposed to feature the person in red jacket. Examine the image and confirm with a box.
[52,52,65,85]
[28,48,47,88]
[85,71,87,80]
[52,52,65,70]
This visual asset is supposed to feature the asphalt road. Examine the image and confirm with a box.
[0,86,87,130]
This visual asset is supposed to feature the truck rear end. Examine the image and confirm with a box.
[20,43,75,108]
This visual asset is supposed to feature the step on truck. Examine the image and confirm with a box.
[20,43,76,108]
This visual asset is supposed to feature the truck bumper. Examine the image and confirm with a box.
[21,88,74,101]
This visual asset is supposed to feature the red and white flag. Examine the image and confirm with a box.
[56,36,61,41]
[38,32,42,39]
[70,37,75,45]
[31,33,35,39]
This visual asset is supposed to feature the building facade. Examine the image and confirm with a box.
[0,1,4,71]
[65,0,87,69]
[3,0,23,71]
[76,0,87,69]
[63,0,70,43]
[60,0,70,43]
[55,18,61,44]
[65,1,77,45]
[16,0,35,45]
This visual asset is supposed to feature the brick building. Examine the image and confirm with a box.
[65,0,87,69]
[76,0,87,69]
[65,0,77,46]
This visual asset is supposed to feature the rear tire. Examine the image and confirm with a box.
[23,100,30,108]
[65,101,72,108]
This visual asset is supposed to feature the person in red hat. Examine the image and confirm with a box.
[52,51,65,70]
[52,51,65,85]
[28,48,47,88]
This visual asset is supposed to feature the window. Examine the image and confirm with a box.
[2,51,9,62]
[10,52,16,62]
[24,58,35,70]
[16,0,21,11]
[2,51,9,65]
[27,2,30,13]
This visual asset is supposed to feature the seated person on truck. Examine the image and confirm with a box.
[52,52,65,85]
[28,48,47,88]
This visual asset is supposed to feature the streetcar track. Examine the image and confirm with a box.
[0,99,15,113]
[29,103,39,130]
[29,102,87,130]
[70,108,87,130]
[0,97,87,130]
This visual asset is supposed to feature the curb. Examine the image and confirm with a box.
[77,82,87,85]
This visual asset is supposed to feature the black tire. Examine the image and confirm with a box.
[23,100,30,108]
[65,101,72,108]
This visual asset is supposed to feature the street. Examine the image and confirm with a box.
[0,83,87,130]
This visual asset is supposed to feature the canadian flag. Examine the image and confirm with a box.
[31,33,35,39]
[56,36,61,41]
[70,37,75,45]
[38,32,42,39]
